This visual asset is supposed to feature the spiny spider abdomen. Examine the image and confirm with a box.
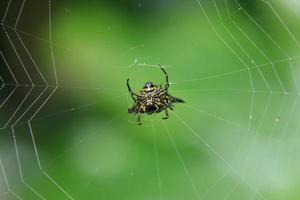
[127,65,184,125]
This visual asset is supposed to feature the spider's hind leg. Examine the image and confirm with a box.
[137,115,142,125]
[162,109,169,120]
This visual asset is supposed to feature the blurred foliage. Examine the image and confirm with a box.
[1,0,300,200]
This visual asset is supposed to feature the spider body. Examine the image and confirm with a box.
[127,65,184,125]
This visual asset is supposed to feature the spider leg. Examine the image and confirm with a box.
[159,64,169,89]
[127,78,139,102]
[137,115,142,125]
[162,109,169,120]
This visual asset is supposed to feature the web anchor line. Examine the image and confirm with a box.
[151,125,163,200]
[162,120,202,200]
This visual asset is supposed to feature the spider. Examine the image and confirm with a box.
[127,65,184,125]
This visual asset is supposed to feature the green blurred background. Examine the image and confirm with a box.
[1,0,300,199]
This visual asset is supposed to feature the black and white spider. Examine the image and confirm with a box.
[127,65,184,125]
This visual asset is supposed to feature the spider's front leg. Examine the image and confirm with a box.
[127,78,139,102]
[162,109,169,120]
[159,64,169,89]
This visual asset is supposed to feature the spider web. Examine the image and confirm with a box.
[1,0,300,199]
